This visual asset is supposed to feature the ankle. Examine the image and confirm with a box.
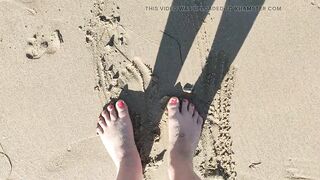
[115,150,141,168]
[169,148,193,162]
[169,159,193,167]
[116,156,143,180]
[168,158,195,180]
[116,154,142,179]
[168,155,193,170]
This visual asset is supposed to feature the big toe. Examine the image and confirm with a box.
[167,97,180,117]
[116,100,130,119]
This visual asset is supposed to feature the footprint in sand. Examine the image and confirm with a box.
[310,0,320,8]
[26,30,63,59]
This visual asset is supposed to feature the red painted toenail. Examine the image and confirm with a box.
[170,98,178,105]
[117,100,125,108]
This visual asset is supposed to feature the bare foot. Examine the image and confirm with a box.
[96,100,142,180]
[167,97,203,180]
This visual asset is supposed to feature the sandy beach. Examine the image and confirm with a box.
[1,0,320,179]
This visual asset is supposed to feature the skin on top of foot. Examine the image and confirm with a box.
[167,97,203,180]
[96,100,143,180]
[96,97,203,180]
[167,97,203,159]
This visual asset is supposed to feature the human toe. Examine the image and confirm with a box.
[107,103,118,121]
[98,115,107,130]
[189,103,195,115]
[96,124,103,134]
[116,100,129,119]
[167,97,180,117]
[197,116,204,126]
[181,99,189,114]
[193,110,199,122]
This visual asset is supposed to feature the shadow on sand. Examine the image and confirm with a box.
[116,0,265,177]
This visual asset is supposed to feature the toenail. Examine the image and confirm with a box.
[183,99,188,102]
[107,104,113,110]
[169,98,178,105]
[117,100,125,109]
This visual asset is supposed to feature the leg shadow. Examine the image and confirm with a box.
[193,0,265,121]
[191,0,265,178]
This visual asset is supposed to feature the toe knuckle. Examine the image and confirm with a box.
[101,111,107,116]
